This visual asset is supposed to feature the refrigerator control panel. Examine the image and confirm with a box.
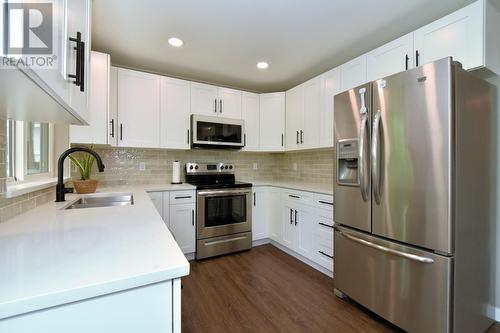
[337,139,359,186]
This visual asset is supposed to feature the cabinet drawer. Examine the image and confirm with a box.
[314,193,334,210]
[314,220,334,270]
[282,190,313,206]
[169,190,195,205]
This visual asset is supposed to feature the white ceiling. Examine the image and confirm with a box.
[92,0,475,92]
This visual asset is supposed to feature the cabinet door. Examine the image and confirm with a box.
[66,0,91,123]
[190,82,218,116]
[109,66,118,146]
[413,1,482,70]
[117,68,160,148]
[259,93,285,152]
[169,203,196,254]
[241,92,260,151]
[70,51,109,144]
[281,203,297,248]
[295,205,314,260]
[366,33,414,82]
[302,78,321,149]
[340,54,367,92]
[160,77,190,149]
[148,192,164,219]
[218,88,242,119]
[319,67,341,148]
[252,188,268,240]
[285,85,303,151]
[268,188,282,242]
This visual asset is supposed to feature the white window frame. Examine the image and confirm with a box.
[7,120,55,185]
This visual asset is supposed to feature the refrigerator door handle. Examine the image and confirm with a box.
[336,228,435,264]
[372,110,382,204]
[359,114,370,202]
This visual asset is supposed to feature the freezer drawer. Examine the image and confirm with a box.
[334,226,452,333]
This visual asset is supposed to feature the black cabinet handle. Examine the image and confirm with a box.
[220,99,223,113]
[192,209,195,226]
[288,194,300,199]
[300,130,304,144]
[68,32,82,87]
[319,222,334,229]
[296,130,299,144]
[253,192,256,206]
[187,129,190,144]
[244,133,247,146]
[214,99,217,113]
[318,200,333,206]
[416,50,420,67]
[281,133,284,147]
[318,251,334,259]
[120,123,123,141]
[290,208,293,224]
[109,119,115,138]
[294,210,298,226]
[175,196,192,199]
[405,54,409,70]
[79,39,85,92]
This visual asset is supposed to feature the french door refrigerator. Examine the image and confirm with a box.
[333,57,495,333]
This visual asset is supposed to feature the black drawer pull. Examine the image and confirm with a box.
[318,222,334,229]
[288,195,300,199]
[175,196,192,199]
[318,200,333,205]
[319,251,334,259]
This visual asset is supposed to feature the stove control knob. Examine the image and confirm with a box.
[229,165,233,170]
[189,165,194,170]
[225,165,229,169]
[220,165,224,170]
[195,165,199,170]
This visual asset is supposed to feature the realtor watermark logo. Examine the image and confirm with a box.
[1,1,58,69]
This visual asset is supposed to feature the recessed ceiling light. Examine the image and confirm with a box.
[168,37,184,47]
[257,62,269,69]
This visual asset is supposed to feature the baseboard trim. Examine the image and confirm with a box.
[252,238,271,247]
[268,240,334,278]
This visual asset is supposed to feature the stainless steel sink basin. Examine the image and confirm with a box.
[65,194,134,209]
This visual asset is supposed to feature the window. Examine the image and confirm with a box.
[6,120,54,183]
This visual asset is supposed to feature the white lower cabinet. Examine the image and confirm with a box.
[148,190,195,255]
[252,188,269,240]
[281,199,314,260]
[267,188,283,242]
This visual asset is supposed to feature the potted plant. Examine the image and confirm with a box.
[69,146,99,194]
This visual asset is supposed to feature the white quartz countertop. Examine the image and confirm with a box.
[0,186,190,320]
[248,180,334,196]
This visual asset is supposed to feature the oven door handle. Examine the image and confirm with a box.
[197,189,252,196]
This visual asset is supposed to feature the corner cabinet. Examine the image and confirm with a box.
[319,67,341,148]
[116,68,161,148]
[160,77,191,149]
[259,93,285,152]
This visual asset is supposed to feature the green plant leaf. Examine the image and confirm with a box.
[69,155,86,180]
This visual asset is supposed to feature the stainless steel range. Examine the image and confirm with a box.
[185,162,252,259]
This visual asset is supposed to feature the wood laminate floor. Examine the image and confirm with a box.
[181,244,499,333]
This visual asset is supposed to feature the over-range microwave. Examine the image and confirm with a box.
[191,115,245,149]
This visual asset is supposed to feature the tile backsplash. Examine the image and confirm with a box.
[79,146,335,188]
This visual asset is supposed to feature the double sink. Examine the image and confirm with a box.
[65,194,134,210]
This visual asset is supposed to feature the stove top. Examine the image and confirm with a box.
[184,162,252,190]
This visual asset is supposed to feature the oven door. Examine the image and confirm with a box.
[197,188,252,239]
[191,115,245,148]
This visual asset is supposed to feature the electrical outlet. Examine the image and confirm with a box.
[292,163,298,171]
[253,163,258,170]
[139,162,146,171]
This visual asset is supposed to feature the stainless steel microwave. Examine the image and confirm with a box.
[191,115,245,149]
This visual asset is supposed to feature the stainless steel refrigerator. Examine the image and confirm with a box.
[333,57,496,333]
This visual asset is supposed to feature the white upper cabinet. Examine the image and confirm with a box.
[160,77,191,149]
[319,67,341,148]
[259,93,285,152]
[366,33,414,82]
[190,83,242,118]
[109,66,118,146]
[70,51,110,144]
[414,0,499,75]
[241,92,260,151]
[66,0,91,123]
[285,85,303,151]
[302,77,321,149]
[117,68,160,148]
[190,82,219,116]
[340,54,367,92]
[218,87,242,118]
